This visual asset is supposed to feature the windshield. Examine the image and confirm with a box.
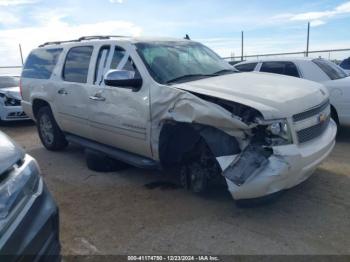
[136,41,236,84]
[313,59,348,80]
[0,76,19,88]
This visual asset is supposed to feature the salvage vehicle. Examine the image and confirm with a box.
[0,131,60,260]
[20,36,337,203]
[234,58,350,127]
[0,76,30,122]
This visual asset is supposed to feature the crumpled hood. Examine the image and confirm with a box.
[174,72,329,120]
[0,132,25,175]
[0,86,21,100]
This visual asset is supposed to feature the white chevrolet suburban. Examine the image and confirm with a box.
[20,36,337,203]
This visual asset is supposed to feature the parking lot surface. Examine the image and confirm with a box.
[1,121,350,255]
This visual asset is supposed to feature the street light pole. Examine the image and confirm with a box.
[241,31,244,61]
[19,44,24,65]
[306,22,310,57]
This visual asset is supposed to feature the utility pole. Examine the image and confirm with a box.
[306,22,310,57]
[19,44,24,65]
[241,31,244,61]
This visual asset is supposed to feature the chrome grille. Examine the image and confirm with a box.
[293,99,330,122]
[297,116,330,143]
[293,100,331,144]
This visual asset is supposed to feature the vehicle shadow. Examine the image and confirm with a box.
[337,125,350,143]
[0,120,35,128]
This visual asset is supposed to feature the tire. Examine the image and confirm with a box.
[179,140,221,194]
[85,149,129,172]
[36,106,68,151]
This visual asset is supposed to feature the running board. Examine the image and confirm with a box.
[65,134,159,170]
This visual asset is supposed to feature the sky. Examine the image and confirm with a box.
[1,0,350,69]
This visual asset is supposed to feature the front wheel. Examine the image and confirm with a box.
[37,106,68,151]
[179,140,221,194]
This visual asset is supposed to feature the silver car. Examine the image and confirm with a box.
[0,76,30,122]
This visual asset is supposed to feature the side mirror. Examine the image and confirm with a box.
[104,70,142,91]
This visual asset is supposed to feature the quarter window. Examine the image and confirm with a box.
[63,46,93,83]
[235,63,257,72]
[22,48,63,79]
[261,61,300,77]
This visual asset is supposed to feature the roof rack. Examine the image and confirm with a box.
[39,35,130,47]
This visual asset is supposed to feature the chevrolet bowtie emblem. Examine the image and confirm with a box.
[318,113,327,123]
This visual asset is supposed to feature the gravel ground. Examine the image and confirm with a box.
[1,121,349,255]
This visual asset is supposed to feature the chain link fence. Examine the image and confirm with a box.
[222,48,350,64]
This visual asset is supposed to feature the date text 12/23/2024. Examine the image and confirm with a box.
[128,256,220,261]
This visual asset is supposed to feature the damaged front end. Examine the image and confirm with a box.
[153,86,295,197]
[221,118,293,187]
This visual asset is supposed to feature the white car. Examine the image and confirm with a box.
[0,76,30,122]
[340,57,350,75]
[20,36,336,203]
[234,58,350,127]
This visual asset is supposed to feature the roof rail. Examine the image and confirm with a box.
[38,35,130,47]
[39,39,80,47]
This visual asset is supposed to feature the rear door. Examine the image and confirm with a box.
[88,44,152,157]
[54,46,94,139]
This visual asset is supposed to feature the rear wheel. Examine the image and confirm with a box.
[37,106,68,151]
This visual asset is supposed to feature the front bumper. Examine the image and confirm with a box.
[226,119,337,200]
[0,105,30,121]
[0,155,61,261]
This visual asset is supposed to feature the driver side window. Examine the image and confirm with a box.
[94,45,140,86]
[110,46,141,79]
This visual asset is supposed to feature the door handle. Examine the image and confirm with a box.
[89,95,106,101]
[58,88,68,95]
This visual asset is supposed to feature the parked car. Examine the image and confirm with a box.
[0,131,60,260]
[20,36,336,203]
[0,76,30,122]
[234,58,350,127]
[339,57,350,75]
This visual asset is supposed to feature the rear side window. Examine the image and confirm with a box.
[313,59,347,80]
[63,46,93,83]
[22,48,63,79]
[235,63,257,72]
[339,58,350,70]
[260,61,300,77]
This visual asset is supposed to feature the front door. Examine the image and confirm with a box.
[88,44,152,157]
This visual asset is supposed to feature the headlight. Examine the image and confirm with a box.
[261,119,293,145]
[5,97,21,106]
[0,93,21,106]
[0,158,39,233]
